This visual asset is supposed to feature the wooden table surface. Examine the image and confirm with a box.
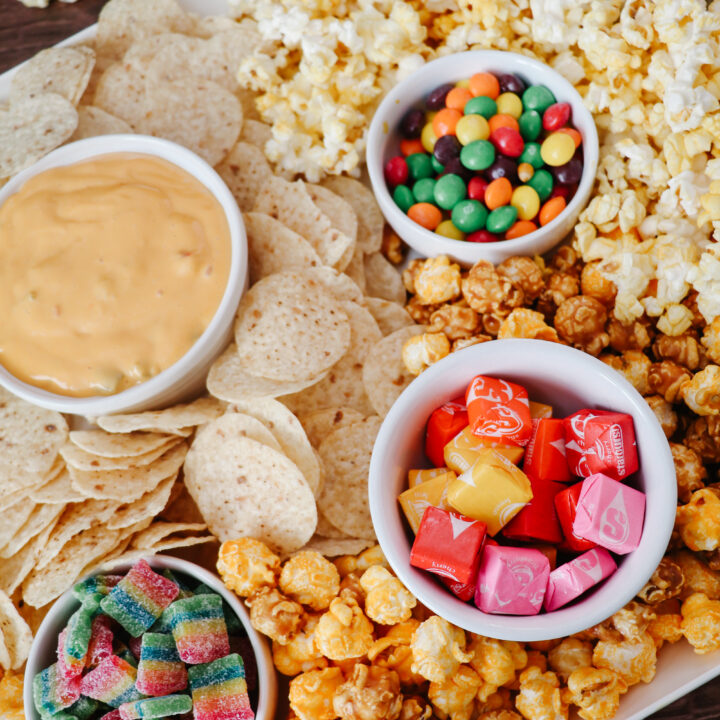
[0,0,718,718]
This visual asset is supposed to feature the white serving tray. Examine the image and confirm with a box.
[1,2,718,717]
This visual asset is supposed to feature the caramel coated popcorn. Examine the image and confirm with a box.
[675,488,720,551]
[217,536,280,597]
[681,593,720,654]
[360,565,417,625]
[280,550,341,610]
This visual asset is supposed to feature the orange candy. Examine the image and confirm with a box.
[469,72,500,99]
[488,113,519,134]
[400,138,425,156]
[485,177,513,210]
[446,87,473,111]
[432,108,462,137]
[506,220,538,239]
[408,202,443,230]
[557,127,582,148]
[539,196,566,226]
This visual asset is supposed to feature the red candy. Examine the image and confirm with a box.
[502,475,564,544]
[563,409,614,476]
[441,577,476,602]
[467,229,499,243]
[468,176,489,202]
[543,102,571,132]
[554,482,598,553]
[524,418,571,482]
[490,127,524,157]
[410,506,486,584]
[425,395,468,467]
[466,375,532,447]
[384,156,408,186]
[583,413,638,481]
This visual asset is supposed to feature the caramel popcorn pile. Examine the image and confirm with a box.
[217,533,720,720]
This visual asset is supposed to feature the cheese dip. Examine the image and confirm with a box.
[0,154,231,397]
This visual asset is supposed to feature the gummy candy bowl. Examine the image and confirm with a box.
[23,555,277,720]
[366,50,599,266]
[368,339,676,641]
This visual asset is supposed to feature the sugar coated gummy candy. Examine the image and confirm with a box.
[61,595,100,673]
[119,694,192,720]
[57,629,85,683]
[168,595,230,665]
[87,615,115,668]
[100,560,179,637]
[80,655,145,708]
[73,575,123,603]
[194,584,242,635]
[115,642,139,668]
[189,653,254,720]
[64,695,99,720]
[136,633,188,696]
[33,663,81,716]
[161,570,194,599]
[98,711,122,720]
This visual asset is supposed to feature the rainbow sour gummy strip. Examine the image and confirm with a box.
[168,595,230,665]
[119,694,193,720]
[136,633,187,696]
[188,653,253,720]
[80,655,145,708]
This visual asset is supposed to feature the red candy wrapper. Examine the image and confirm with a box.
[410,506,486,584]
[441,577,476,602]
[543,548,617,611]
[583,413,638,481]
[554,482,598,553]
[502,475,564,544]
[563,409,614,476]
[466,376,532,447]
[524,419,571,482]
[425,395,468,467]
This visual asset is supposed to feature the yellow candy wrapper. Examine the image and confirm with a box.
[529,401,553,419]
[443,426,524,474]
[398,471,456,533]
[407,467,451,489]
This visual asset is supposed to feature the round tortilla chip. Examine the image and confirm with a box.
[365,297,414,336]
[305,184,358,271]
[60,437,181,472]
[184,432,316,555]
[316,416,382,539]
[298,407,364,449]
[316,509,350,539]
[364,252,407,304]
[362,325,426,417]
[234,271,351,382]
[0,590,33,670]
[199,413,283,454]
[93,62,149,129]
[302,266,365,304]
[343,247,367,294]
[69,429,178,456]
[70,105,133,140]
[241,119,272,148]
[106,474,177,530]
[216,143,272,212]
[95,397,222,434]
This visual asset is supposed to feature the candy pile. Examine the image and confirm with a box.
[399,374,645,615]
[32,560,256,720]
[386,71,583,242]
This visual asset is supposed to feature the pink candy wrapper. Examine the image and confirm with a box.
[475,545,550,615]
[543,548,617,611]
[572,473,645,554]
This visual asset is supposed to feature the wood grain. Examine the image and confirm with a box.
[0,1,719,718]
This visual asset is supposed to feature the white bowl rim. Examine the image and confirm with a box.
[0,134,247,416]
[366,50,599,258]
[368,339,676,641]
[23,555,277,720]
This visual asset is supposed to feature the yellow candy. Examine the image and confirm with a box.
[529,400,553,419]
[511,185,541,221]
[496,92,523,119]
[518,162,535,183]
[540,132,576,167]
[408,467,451,488]
[398,472,456,533]
[455,114,490,145]
[446,448,533,535]
[421,121,438,153]
[455,78,471,89]
[436,220,464,240]
[443,426,524,474]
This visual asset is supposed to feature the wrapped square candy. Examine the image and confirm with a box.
[441,577,476,602]
[465,375,532,447]
[168,594,231,664]
[502,475,564,544]
[33,662,81,716]
[529,544,557,570]
[475,545,550,615]
[529,401,553,419]
[543,548,617,611]
[101,559,179,637]
[554,483,598,553]
[408,467,451,488]
[443,426,524,474]
[583,413,638,481]
[80,655,145,707]
[410,506,486,584]
[447,449,532,535]
[573,473,646,554]
[136,633,187,696]
[523,419,571,482]
[425,395,468,467]
[399,472,455,533]
[189,653,254,720]
[562,409,614,476]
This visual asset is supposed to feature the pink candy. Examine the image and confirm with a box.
[475,545,550,615]
[87,616,114,668]
[57,629,85,682]
[544,548,617,611]
[573,473,645,554]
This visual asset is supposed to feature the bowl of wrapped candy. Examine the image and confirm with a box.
[366,50,599,266]
[24,556,277,720]
[368,339,676,641]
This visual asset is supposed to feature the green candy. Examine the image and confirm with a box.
[451,199,488,233]
[64,595,100,664]
[459,139,495,171]
[64,697,99,720]
[393,184,415,213]
[464,95,497,119]
[431,155,445,173]
[527,168,554,201]
[522,85,556,113]
[406,152,434,181]
[413,177,436,204]
[519,142,544,169]
[518,110,542,141]
[486,205,518,233]
[433,174,467,210]
[119,694,192,719]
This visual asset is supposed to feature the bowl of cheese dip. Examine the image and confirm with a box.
[0,134,247,415]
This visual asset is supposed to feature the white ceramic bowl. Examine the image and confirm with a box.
[368,339,676,641]
[366,51,599,266]
[0,135,247,416]
[24,555,277,720]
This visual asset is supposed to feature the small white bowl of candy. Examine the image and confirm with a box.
[24,556,277,720]
[368,339,676,641]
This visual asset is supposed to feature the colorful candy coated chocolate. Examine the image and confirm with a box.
[436,219,464,240]
[393,185,414,213]
[119,694,192,720]
[189,653,254,720]
[136,633,188,696]
[101,559,180,637]
[543,548,617,611]
[398,472,456,534]
[168,594,230,665]
[384,156,408,186]
[540,132,576,167]
[80,655,146,707]
[33,663,81,716]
